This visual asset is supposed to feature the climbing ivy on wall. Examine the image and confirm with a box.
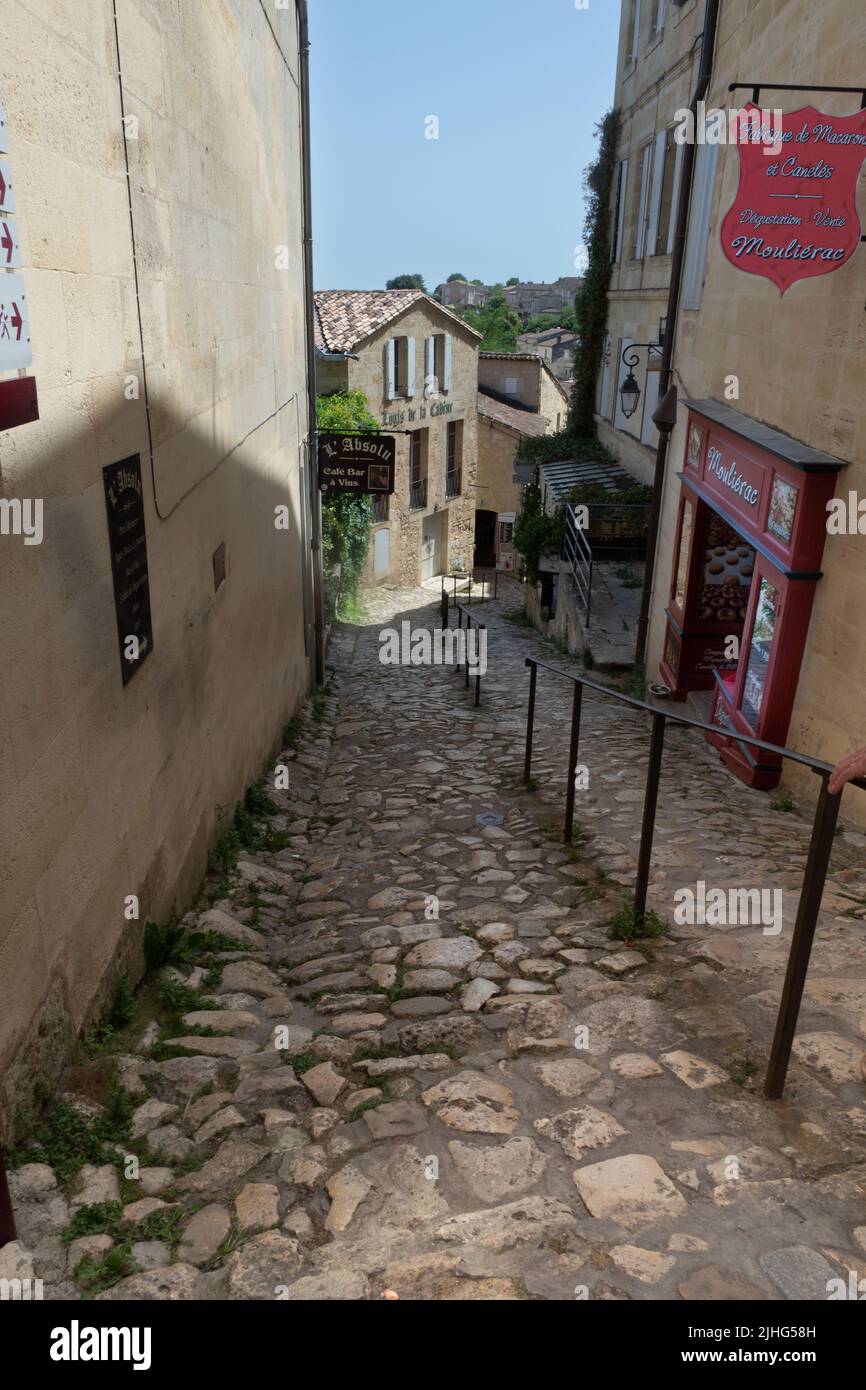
[568,108,621,438]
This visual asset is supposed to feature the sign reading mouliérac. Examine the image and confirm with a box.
[318,432,395,495]
[721,104,866,293]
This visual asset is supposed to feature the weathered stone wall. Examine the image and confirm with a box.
[0,0,312,1133]
[476,418,524,520]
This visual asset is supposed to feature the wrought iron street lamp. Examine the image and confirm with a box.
[619,340,663,419]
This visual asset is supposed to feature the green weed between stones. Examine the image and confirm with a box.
[728,1049,760,1086]
[605,905,669,943]
[8,1087,134,1182]
[75,1243,138,1298]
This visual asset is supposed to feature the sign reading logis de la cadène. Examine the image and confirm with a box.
[382,400,456,427]
[318,432,396,495]
[721,105,866,293]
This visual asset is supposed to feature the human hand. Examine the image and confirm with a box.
[828,747,866,796]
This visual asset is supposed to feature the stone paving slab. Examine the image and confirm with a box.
[8,579,866,1301]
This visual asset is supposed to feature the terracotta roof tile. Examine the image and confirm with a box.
[477,391,549,437]
[314,290,479,354]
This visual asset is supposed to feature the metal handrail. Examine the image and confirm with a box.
[563,504,593,625]
[523,655,866,1101]
[448,601,486,707]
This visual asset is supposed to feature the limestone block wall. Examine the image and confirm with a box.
[0,0,312,1133]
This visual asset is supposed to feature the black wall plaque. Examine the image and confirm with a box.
[318,432,395,494]
[102,454,154,686]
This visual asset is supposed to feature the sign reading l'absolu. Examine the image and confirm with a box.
[720,104,866,293]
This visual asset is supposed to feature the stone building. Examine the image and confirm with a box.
[504,277,582,319]
[596,0,702,481]
[517,327,578,384]
[475,353,569,570]
[0,0,316,1131]
[603,0,866,822]
[435,279,490,311]
[314,290,481,585]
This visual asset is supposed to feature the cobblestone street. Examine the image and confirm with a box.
[8,581,866,1302]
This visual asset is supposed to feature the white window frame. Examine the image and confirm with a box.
[628,0,642,64]
[646,129,668,256]
[653,0,666,34]
[666,140,684,254]
[634,143,652,260]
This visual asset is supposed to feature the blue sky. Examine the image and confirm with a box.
[309,0,620,291]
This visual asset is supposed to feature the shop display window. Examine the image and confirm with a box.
[698,512,755,628]
[740,577,779,728]
[672,498,693,612]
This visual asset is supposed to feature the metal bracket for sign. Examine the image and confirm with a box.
[728,81,866,110]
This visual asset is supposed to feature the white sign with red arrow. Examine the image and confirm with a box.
[0,159,14,214]
[0,218,21,268]
[0,272,32,370]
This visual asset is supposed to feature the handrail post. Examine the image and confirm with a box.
[474,623,485,707]
[524,659,537,785]
[440,585,449,631]
[0,1151,16,1246]
[765,775,841,1100]
[633,711,666,921]
[563,681,584,843]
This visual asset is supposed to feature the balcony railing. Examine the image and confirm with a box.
[409,477,427,511]
[445,467,461,499]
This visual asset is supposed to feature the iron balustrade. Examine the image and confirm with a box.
[563,503,593,626]
[439,590,486,707]
[445,468,462,499]
[409,477,427,511]
[523,654,866,1101]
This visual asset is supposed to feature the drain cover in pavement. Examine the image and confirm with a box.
[476,812,504,827]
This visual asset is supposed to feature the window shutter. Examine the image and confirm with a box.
[647,129,667,255]
[666,140,684,255]
[681,142,721,309]
[385,339,396,400]
[425,335,435,392]
[635,144,651,259]
[406,337,416,398]
[631,0,642,61]
[443,335,452,392]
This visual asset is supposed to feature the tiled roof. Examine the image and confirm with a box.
[477,391,549,437]
[314,290,479,354]
[479,352,549,363]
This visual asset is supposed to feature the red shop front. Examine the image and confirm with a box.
[660,400,845,789]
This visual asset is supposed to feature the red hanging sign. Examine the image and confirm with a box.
[720,104,866,294]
